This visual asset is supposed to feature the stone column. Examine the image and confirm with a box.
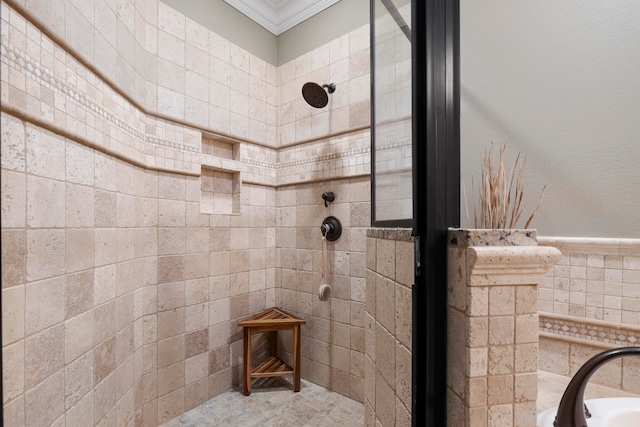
[447,229,562,427]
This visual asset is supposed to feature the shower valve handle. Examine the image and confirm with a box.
[320,223,334,235]
[320,216,342,241]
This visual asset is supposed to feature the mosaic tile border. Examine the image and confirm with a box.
[1,38,200,155]
[278,145,370,169]
[276,129,371,185]
[539,313,640,347]
[243,157,277,169]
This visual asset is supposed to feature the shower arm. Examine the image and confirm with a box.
[322,83,336,93]
[554,346,640,427]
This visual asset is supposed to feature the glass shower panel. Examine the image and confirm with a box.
[372,0,412,225]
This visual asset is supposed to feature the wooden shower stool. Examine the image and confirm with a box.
[238,307,306,396]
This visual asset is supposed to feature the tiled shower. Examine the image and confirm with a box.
[1,0,372,425]
[2,1,640,427]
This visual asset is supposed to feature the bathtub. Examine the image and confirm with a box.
[537,397,640,427]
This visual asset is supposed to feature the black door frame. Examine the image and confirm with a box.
[412,0,460,426]
[369,0,460,424]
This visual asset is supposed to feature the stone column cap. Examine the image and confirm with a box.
[466,245,562,286]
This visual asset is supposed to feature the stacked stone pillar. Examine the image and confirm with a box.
[447,229,562,427]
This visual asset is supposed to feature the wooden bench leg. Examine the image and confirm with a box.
[269,330,277,358]
[293,324,301,392]
[243,327,252,396]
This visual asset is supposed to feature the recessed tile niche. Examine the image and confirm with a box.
[202,136,236,159]
[200,135,241,215]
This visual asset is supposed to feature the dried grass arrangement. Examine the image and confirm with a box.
[472,144,546,229]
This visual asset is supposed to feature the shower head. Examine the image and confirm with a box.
[302,82,336,108]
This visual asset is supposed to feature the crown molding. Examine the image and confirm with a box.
[224,0,340,36]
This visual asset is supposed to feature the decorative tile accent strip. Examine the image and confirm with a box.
[539,313,640,347]
[243,157,276,169]
[277,129,371,185]
[277,146,370,169]
[1,38,200,156]
[145,135,199,153]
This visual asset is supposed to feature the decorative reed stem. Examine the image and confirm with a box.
[474,144,546,229]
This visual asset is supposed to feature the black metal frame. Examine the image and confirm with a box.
[411,0,460,425]
[370,0,460,425]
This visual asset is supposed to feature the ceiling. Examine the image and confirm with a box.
[224,0,341,36]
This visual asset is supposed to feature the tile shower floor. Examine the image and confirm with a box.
[161,370,640,426]
[160,378,364,427]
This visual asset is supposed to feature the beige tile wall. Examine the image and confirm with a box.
[0,115,279,425]
[277,24,370,145]
[364,229,413,427]
[538,238,640,325]
[2,1,373,426]
[276,177,371,402]
[4,0,278,148]
[538,334,640,395]
[1,0,371,181]
[537,237,640,395]
[0,1,202,176]
[276,128,370,185]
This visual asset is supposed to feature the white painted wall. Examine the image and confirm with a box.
[461,0,640,237]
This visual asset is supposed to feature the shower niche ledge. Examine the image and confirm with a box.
[200,134,242,215]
